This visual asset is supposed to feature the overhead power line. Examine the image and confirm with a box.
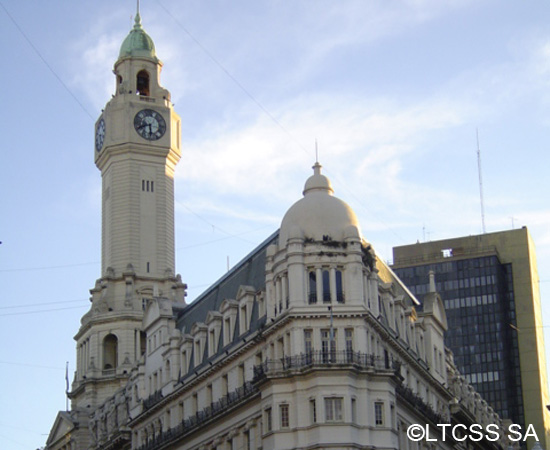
[0,1,94,120]
[0,299,89,310]
[0,305,88,317]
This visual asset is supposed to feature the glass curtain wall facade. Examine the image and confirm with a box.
[392,255,524,427]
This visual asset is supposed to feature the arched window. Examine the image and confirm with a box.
[136,70,150,96]
[103,334,118,370]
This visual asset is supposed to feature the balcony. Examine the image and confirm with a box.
[136,382,260,450]
[253,350,401,380]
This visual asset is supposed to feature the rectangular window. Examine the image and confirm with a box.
[265,408,272,433]
[181,350,188,374]
[192,393,198,414]
[209,329,216,356]
[224,317,231,346]
[222,374,228,396]
[304,329,313,358]
[351,398,357,423]
[321,329,330,363]
[374,402,384,426]
[325,397,343,422]
[322,270,331,303]
[240,305,248,333]
[336,270,344,303]
[238,363,245,386]
[345,328,353,361]
[179,401,184,421]
[280,404,289,428]
[310,399,317,424]
[243,430,250,450]
[308,271,317,304]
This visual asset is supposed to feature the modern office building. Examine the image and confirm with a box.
[45,7,510,450]
[392,228,550,449]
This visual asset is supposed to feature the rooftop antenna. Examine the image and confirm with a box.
[476,128,486,234]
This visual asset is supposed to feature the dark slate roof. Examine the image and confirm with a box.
[176,230,277,330]
[175,231,278,377]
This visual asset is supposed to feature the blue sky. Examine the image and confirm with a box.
[1,1,550,448]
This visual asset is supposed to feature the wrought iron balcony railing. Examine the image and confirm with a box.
[253,350,400,380]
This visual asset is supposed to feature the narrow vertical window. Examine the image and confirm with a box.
[321,329,330,363]
[179,401,184,421]
[265,408,272,433]
[322,270,330,303]
[308,271,317,304]
[140,331,146,356]
[238,363,245,386]
[244,430,250,450]
[310,398,317,423]
[181,350,187,374]
[279,404,289,428]
[304,329,313,363]
[351,398,357,423]
[222,374,228,397]
[136,70,150,96]
[345,328,354,361]
[336,270,344,303]
[103,334,118,370]
[374,402,384,426]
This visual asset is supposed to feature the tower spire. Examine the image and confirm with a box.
[135,0,141,27]
[315,139,319,163]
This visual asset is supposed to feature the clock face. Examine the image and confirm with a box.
[95,119,106,152]
[134,109,166,141]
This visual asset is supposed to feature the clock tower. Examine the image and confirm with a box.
[70,10,186,415]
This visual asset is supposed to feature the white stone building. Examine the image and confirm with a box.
[46,9,511,450]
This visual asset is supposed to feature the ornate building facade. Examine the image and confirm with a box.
[46,10,514,450]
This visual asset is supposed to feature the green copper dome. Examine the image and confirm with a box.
[118,13,157,60]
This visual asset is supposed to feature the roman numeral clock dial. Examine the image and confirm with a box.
[134,109,166,141]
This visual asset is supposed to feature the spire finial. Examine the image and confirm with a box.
[134,0,142,28]
[428,271,436,293]
[315,139,319,163]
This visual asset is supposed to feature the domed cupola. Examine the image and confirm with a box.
[118,12,158,62]
[279,162,362,248]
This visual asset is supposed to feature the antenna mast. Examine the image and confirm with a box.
[476,128,486,234]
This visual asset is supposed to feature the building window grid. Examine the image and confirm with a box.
[393,257,523,428]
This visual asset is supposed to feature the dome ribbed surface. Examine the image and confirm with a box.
[280,163,361,246]
[118,13,157,60]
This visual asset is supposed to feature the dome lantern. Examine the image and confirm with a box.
[279,162,362,247]
[118,10,157,61]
